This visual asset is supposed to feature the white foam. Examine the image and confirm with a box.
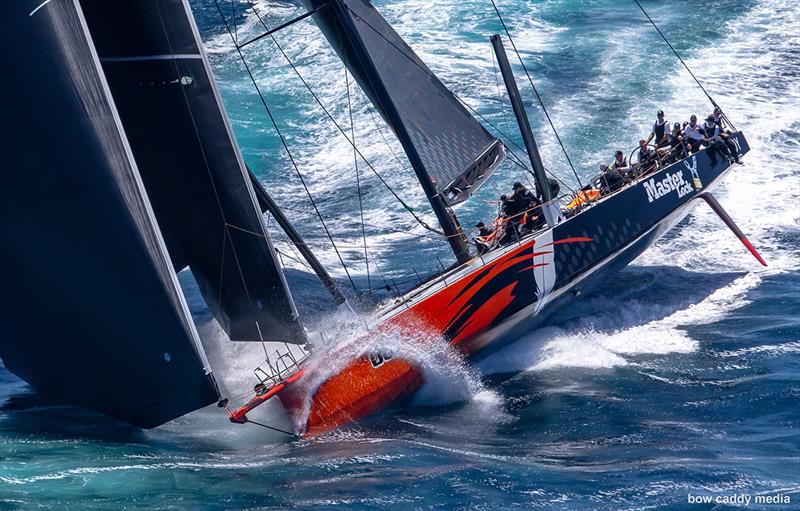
[479,271,763,373]
[285,310,484,430]
[633,0,800,272]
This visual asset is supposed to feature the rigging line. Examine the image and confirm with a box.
[243,418,299,438]
[632,0,737,131]
[267,216,308,264]
[277,202,469,242]
[458,97,526,156]
[237,4,327,49]
[214,0,359,293]
[368,248,392,290]
[276,203,445,242]
[155,2,265,328]
[367,107,411,173]
[276,243,315,273]
[242,0,443,237]
[337,5,548,169]
[230,0,238,45]
[225,222,267,238]
[488,0,585,192]
[272,217,433,292]
[267,215,319,275]
[275,249,316,272]
[266,218,310,270]
[345,67,371,291]
[217,227,227,308]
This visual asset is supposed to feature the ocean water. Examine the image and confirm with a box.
[2,0,799,509]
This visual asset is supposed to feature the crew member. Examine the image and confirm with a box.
[708,108,742,164]
[547,177,561,199]
[510,182,540,233]
[637,139,658,176]
[599,162,624,194]
[475,221,493,237]
[612,149,628,171]
[704,115,742,164]
[710,106,725,131]
[683,114,705,154]
[498,194,520,244]
[645,110,670,149]
[666,122,686,162]
[473,222,494,254]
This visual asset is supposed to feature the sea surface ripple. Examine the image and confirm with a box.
[1,0,798,509]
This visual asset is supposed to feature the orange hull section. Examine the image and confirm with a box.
[235,236,594,436]
[279,357,424,437]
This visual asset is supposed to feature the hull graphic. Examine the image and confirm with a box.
[232,133,750,436]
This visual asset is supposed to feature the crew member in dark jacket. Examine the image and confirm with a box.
[475,221,493,237]
[510,182,542,232]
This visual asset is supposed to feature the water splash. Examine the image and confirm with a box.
[275,309,484,431]
[479,272,764,373]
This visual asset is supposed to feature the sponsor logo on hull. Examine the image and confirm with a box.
[643,168,693,203]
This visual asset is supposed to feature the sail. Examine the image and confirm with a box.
[78,0,306,343]
[305,0,505,204]
[0,0,218,427]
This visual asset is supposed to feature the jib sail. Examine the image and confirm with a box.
[0,0,218,427]
[79,0,306,344]
[304,0,505,205]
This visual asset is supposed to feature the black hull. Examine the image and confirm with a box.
[467,133,750,359]
[369,133,750,361]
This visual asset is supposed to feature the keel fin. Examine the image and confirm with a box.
[698,192,767,266]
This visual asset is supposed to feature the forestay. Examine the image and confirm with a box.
[79,0,306,343]
[304,0,505,204]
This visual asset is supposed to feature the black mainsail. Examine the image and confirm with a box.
[0,0,219,427]
[303,0,506,262]
[79,0,306,344]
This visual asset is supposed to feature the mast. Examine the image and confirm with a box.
[247,169,347,304]
[491,35,561,227]
[327,0,470,263]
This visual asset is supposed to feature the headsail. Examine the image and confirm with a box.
[79,0,306,343]
[304,0,506,205]
[0,0,218,427]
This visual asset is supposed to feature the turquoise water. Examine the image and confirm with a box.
[2,0,799,509]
